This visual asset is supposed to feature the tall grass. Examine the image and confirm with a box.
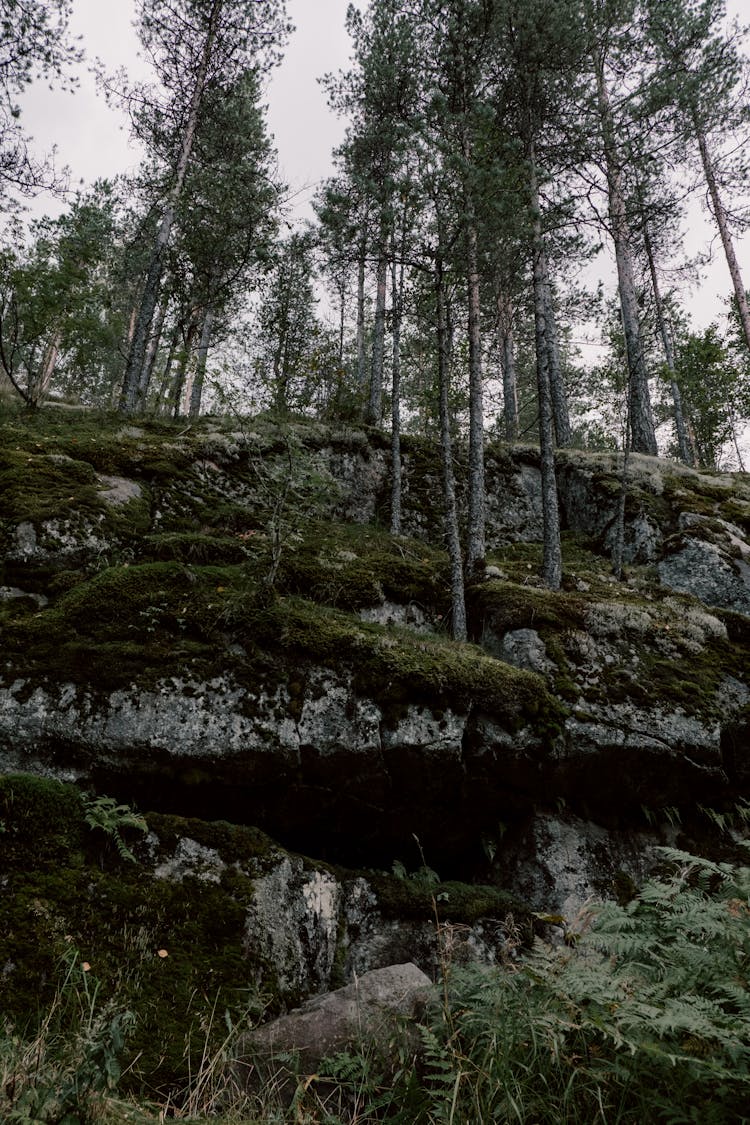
[3,846,749,1123]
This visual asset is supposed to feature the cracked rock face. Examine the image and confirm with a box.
[3,422,750,967]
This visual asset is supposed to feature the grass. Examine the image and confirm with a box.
[3,845,750,1123]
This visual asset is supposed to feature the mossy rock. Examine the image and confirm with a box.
[366,870,531,929]
[467,579,586,639]
[0,777,278,1092]
[3,557,563,733]
[276,522,450,613]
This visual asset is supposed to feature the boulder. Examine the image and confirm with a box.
[234,963,432,1101]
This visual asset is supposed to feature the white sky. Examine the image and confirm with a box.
[15,0,750,341]
[19,0,359,220]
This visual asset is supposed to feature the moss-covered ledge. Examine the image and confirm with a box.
[0,774,532,1095]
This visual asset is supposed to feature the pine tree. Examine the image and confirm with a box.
[117,0,290,414]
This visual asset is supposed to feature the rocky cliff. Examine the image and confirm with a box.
[2,409,749,1087]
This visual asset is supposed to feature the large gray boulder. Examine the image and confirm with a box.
[235,963,432,1101]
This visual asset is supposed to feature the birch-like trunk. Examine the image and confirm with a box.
[693,114,750,355]
[120,0,223,414]
[30,328,62,406]
[642,220,694,465]
[137,289,169,410]
[465,215,486,570]
[595,61,658,455]
[436,254,467,642]
[188,308,214,418]
[155,320,181,414]
[367,233,388,426]
[497,295,518,441]
[530,145,562,590]
[171,317,198,418]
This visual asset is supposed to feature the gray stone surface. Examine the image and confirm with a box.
[235,963,432,1098]
[497,628,555,675]
[494,812,666,923]
[659,537,750,616]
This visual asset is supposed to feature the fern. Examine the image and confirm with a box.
[83,795,148,863]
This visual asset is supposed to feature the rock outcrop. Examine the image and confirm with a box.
[2,411,750,1078]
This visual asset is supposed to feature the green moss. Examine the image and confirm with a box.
[145,812,278,867]
[4,554,562,734]
[276,522,450,613]
[0,773,85,859]
[142,532,251,565]
[0,777,274,1092]
[468,579,585,638]
[249,596,564,730]
[366,870,531,929]
[0,448,102,524]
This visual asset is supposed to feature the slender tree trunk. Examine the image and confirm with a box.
[641,220,694,465]
[356,233,367,396]
[337,271,346,368]
[543,278,571,446]
[272,297,291,414]
[171,317,198,418]
[530,143,562,590]
[523,151,570,447]
[390,245,405,536]
[31,328,62,406]
[729,404,746,472]
[465,211,486,571]
[436,252,467,642]
[368,224,388,426]
[120,0,223,415]
[155,319,181,414]
[595,60,658,456]
[498,294,518,441]
[188,308,214,419]
[693,114,750,354]
[501,327,518,441]
[138,289,169,410]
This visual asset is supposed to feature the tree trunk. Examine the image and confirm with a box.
[693,114,750,355]
[530,143,562,590]
[436,253,467,642]
[171,317,198,418]
[498,294,518,441]
[138,289,169,411]
[30,328,62,406]
[390,247,405,536]
[120,0,223,414]
[641,219,694,465]
[465,212,486,572]
[155,319,181,414]
[337,270,346,368]
[356,233,367,396]
[543,278,571,446]
[188,308,214,419]
[595,60,658,456]
[367,228,388,426]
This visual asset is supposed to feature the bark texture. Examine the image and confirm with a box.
[436,255,467,642]
[595,61,657,456]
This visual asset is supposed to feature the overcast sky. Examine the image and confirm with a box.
[20,0,359,221]
[16,0,749,338]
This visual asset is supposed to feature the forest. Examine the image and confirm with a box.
[2,1,750,602]
[2,1,750,1122]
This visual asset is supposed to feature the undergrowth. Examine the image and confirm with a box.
[2,846,748,1123]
